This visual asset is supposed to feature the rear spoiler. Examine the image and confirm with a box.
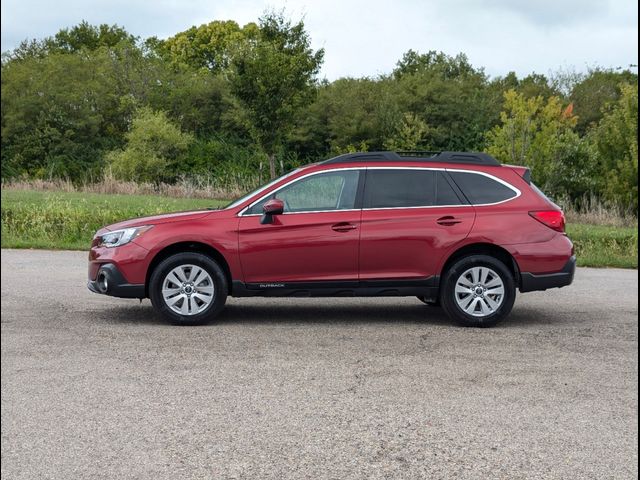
[506,165,531,184]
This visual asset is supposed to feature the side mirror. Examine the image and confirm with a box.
[260,198,284,224]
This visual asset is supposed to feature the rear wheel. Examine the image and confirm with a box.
[149,252,227,325]
[440,254,515,327]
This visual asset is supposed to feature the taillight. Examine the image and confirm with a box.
[529,210,566,233]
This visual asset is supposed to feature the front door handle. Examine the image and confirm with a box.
[332,222,358,232]
[437,216,462,226]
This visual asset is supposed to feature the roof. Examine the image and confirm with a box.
[320,151,501,167]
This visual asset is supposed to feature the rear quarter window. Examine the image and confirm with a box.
[449,171,518,205]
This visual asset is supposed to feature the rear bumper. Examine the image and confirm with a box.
[88,263,146,299]
[519,256,576,293]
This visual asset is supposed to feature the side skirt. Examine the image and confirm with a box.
[231,277,439,299]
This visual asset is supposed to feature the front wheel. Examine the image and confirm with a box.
[440,255,516,328]
[149,252,228,325]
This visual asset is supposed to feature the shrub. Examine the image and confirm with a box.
[107,108,193,183]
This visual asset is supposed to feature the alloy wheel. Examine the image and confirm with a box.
[454,266,505,317]
[162,264,215,316]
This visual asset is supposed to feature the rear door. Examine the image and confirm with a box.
[358,168,475,280]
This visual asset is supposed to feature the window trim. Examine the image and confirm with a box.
[238,166,521,216]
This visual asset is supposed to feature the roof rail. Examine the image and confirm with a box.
[321,152,402,164]
[396,150,440,157]
[321,151,501,166]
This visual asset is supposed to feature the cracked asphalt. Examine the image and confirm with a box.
[1,249,638,479]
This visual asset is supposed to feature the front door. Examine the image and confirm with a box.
[238,169,362,283]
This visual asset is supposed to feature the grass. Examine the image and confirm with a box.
[2,172,257,200]
[1,188,637,269]
[1,189,227,250]
[566,223,637,269]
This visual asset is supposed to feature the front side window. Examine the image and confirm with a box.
[245,170,360,214]
[364,169,436,208]
[449,171,518,205]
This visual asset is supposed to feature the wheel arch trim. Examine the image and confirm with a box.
[145,241,233,297]
[438,242,521,288]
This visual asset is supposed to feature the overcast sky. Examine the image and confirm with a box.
[1,0,637,80]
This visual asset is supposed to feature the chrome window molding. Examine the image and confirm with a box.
[237,166,522,217]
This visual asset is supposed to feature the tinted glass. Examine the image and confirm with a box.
[246,170,360,214]
[436,172,464,205]
[364,169,436,208]
[449,172,517,204]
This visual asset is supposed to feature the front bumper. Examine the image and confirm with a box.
[88,263,146,299]
[519,256,576,293]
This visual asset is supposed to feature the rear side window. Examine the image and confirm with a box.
[364,169,435,208]
[449,171,518,205]
[436,172,464,206]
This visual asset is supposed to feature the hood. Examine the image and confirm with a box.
[103,209,213,231]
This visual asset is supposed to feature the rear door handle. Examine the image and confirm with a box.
[332,222,358,232]
[437,216,462,226]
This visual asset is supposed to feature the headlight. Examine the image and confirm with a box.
[99,225,154,248]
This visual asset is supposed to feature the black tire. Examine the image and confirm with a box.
[440,254,515,328]
[417,296,440,307]
[149,252,228,325]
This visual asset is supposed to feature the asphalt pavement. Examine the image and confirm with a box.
[1,249,638,479]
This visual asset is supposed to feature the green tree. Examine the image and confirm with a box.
[570,68,638,135]
[490,72,560,99]
[106,108,193,182]
[155,20,259,73]
[291,77,401,155]
[1,31,176,180]
[485,89,596,198]
[149,70,248,138]
[49,21,137,53]
[392,50,495,151]
[2,51,125,179]
[231,11,324,178]
[383,113,430,151]
[588,83,638,209]
[393,50,478,80]
[2,21,136,62]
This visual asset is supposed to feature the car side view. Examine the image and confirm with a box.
[88,151,575,327]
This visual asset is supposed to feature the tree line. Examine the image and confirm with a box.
[1,12,637,210]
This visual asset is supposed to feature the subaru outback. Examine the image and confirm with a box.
[88,151,575,327]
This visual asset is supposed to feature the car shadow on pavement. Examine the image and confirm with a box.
[91,303,168,326]
[499,306,559,328]
[90,301,563,328]
[218,304,560,328]
[91,301,465,327]
[218,303,459,326]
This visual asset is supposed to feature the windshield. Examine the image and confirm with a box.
[223,168,302,210]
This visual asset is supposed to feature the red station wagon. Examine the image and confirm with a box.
[88,151,576,327]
